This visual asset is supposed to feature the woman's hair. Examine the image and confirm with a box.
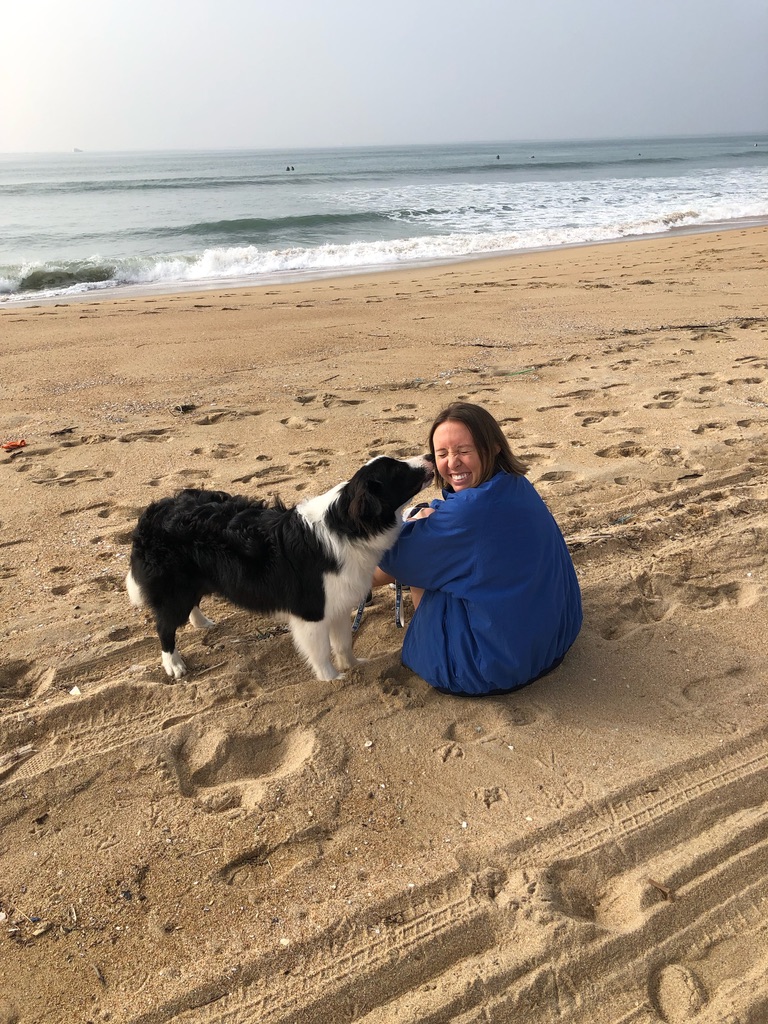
[428,402,528,490]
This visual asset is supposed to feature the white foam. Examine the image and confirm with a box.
[3,163,767,302]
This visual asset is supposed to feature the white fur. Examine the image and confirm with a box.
[188,606,215,628]
[162,650,187,679]
[128,455,432,682]
[290,456,424,679]
[292,480,409,680]
[125,568,144,609]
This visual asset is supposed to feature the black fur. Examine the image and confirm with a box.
[129,489,335,650]
[127,455,434,680]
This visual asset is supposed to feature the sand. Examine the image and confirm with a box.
[1,226,767,1023]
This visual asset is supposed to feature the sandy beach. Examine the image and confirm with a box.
[1,226,767,1023]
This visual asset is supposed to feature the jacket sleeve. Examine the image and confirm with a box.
[380,497,478,591]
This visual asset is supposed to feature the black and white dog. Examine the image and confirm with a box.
[126,455,434,681]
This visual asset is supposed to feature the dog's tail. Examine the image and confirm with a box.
[125,569,146,609]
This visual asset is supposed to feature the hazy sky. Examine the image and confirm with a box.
[2,0,766,152]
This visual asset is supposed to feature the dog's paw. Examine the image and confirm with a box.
[162,650,188,679]
[312,665,344,681]
[335,653,368,671]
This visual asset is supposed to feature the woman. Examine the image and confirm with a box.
[374,402,582,696]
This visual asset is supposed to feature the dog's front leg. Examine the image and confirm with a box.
[330,616,367,671]
[288,616,342,681]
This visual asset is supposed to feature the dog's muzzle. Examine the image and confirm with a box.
[412,454,435,488]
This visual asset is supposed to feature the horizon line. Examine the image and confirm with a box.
[3,128,768,158]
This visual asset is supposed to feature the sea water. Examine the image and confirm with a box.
[1,134,766,302]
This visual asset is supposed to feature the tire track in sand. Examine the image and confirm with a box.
[124,723,768,1024]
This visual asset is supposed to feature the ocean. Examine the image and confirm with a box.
[1,133,767,303]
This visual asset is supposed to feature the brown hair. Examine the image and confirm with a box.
[428,402,528,491]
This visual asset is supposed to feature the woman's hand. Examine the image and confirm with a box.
[409,506,435,521]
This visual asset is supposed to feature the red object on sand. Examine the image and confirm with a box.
[1,439,27,451]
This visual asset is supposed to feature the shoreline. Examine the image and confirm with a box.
[3,215,767,309]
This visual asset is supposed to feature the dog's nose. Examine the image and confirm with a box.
[425,453,435,464]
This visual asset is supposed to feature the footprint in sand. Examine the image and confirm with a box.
[146,467,212,489]
[165,723,315,812]
[297,458,331,475]
[209,442,243,460]
[378,662,426,709]
[289,447,334,458]
[537,470,576,483]
[692,421,728,434]
[435,705,536,762]
[595,441,651,459]
[117,428,170,443]
[30,467,116,486]
[94,503,138,520]
[518,451,550,465]
[194,408,264,425]
[322,395,364,408]
[649,963,708,1022]
[232,464,292,485]
[58,433,116,448]
[473,786,509,810]
[57,500,111,518]
[670,370,713,382]
[685,579,755,611]
[734,354,768,370]
[576,410,621,426]
[0,659,36,704]
[556,388,597,400]
[643,390,681,409]
[280,416,325,430]
[597,571,676,640]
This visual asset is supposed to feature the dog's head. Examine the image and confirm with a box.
[331,455,434,539]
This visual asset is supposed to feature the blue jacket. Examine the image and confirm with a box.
[380,471,582,695]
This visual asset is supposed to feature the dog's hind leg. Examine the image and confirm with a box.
[156,604,195,680]
[188,606,215,628]
[288,616,341,681]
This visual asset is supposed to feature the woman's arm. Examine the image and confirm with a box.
[380,497,477,592]
[371,566,396,587]
[372,507,434,588]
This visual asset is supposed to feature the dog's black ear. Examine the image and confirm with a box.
[347,480,383,524]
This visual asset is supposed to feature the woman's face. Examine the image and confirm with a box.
[432,420,484,492]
